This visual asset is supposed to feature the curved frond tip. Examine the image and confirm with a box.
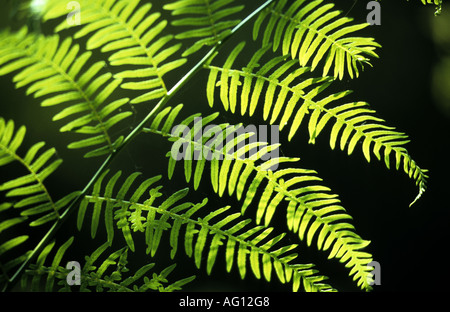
[205,42,428,206]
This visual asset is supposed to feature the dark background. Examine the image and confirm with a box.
[0,0,449,293]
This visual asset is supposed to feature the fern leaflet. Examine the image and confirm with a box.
[0,201,30,289]
[415,0,443,15]
[253,0,381,80]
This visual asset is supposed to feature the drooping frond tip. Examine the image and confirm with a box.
[409,168,429,207]
[205,42,429,207]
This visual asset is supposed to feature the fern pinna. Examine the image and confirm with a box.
[0,0,432,292]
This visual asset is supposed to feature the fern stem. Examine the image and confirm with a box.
[2,0,277,292]
[233,0,276,33]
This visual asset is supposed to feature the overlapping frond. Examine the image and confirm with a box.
[42,0,187,104]
[0,28,132,158]
[0,117,79,226]
[163,0,245,56]
[21,237,195,292]
[143,104,375,291]
[78,170,336,292]
[0,117,79,288]
[253,0,381,80]
[205,42,428,206]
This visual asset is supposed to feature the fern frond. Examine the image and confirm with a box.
[0,117,80,288]
[42,0,187,104]
[143,105,375,291]
[0,117,80,226]
[0,28,132,158]
[253,0,381,80]
[163,0,245,56]
[205,42,428,206]
[21,238,195,292]
[79,170,336,292]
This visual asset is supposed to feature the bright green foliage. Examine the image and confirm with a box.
[0,0,432,293]
[163,0,245,56]
[144,104,375,291]
[0,117,79,287]
[205,42,428,206]
[0,117,79,226]
[253,0,381,80]
[0,28,132,158]
[78,170,336,292]
[43,0,187,104]
[21,237,196,292]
